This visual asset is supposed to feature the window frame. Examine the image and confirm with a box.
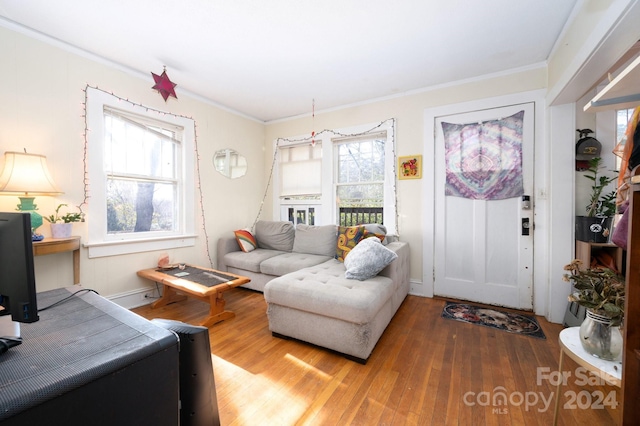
[85,88,196,258]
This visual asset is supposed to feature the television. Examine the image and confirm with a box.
[0,212,39,353]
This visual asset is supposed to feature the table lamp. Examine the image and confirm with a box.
[0,151,63,232]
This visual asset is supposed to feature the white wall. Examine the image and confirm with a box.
[0,25,265,306]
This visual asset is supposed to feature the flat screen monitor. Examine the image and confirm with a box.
[0,212,39,344]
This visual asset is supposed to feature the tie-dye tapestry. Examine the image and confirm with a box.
[442,110,524,200]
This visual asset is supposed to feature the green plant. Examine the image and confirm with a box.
[44,204,82,223]
[583,157,617,217]
[563,259,625,326]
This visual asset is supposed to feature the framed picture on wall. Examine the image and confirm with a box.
[398,155,422,180]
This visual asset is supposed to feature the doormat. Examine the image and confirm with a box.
[441,301,546,340]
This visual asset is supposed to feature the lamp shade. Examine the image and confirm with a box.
[0,151,63,195]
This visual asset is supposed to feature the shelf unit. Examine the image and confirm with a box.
[575,240,624,273]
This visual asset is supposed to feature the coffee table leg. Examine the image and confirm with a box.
[151,284,188,309]
[199,292,236,327]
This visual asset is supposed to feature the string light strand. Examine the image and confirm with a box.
[81,84,214,267]
[253,118,398,236]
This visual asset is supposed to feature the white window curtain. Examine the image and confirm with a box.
[279,143,322,197]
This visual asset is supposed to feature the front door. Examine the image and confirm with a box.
[433,103,535,310]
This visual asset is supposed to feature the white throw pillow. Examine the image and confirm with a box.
[344,237,398,280]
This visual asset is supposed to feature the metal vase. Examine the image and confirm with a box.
[579,309,623,360]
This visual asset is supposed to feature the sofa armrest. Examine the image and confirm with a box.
[379,241,410,288]
[217,236,240,271]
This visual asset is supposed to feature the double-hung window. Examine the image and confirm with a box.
[86,88,195,257]
[274,120,396,234]
[335,133,386,226]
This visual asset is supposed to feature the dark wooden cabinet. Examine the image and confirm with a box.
[622,181,640,424]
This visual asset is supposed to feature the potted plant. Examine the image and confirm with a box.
[563,259,625,360]
[575,157,618,242]
[45,204,82,238]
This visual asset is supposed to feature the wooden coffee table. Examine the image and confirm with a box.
[137,264,250,327]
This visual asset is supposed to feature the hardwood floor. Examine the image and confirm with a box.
[132,289,621,425]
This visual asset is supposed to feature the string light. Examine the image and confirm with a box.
[311,99,316,147]
[81,84,214,267]
[252,118,400,236]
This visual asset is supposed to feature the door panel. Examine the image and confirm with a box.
[434,103,534,310]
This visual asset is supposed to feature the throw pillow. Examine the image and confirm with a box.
[234,229,257,253]
[255,220,295,251]
[363,229,386,244]
[335,225,366,262]
[344,237,398,280]
[293,224,337,256]
[362,223,388,245]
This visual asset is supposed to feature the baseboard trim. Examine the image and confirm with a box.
[106,286,163,309]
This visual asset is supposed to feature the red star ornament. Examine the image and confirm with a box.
[151,68,177,101]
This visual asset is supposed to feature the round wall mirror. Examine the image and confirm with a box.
[213,149,247,179]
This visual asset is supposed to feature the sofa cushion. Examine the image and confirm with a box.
[335,225,366,262]
[264,259,395,324]
[224,249,286,273]
[293,224,337,256]
[344,237,398,280]
[260,252,333,276]
[255,221,295,251]
[234,229,257,252]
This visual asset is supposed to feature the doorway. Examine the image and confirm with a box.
[431,102,535,310]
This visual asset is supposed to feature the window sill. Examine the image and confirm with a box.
[84,234,197,258]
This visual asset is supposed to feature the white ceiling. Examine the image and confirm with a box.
[0,0,578,122]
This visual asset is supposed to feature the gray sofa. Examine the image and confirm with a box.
[216,220,410,363]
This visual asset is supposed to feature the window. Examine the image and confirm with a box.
[335,134,386,225]
[615,108,635,171]
[86,88,195,258]
[274,120,397,234]
[104,108,180,234]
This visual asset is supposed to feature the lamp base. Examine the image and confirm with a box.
[16,196,44,232]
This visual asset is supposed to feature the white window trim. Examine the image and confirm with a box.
[273,120,397,234]
[85,88,196,258]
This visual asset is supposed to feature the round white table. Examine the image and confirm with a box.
[552,327,622,425]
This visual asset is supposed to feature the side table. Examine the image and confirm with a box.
[553,327,622,425]
[32,236,81,284]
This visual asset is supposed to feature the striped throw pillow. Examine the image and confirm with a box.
[234,229,257,252]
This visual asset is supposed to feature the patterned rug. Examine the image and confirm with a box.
[441,301,546,340]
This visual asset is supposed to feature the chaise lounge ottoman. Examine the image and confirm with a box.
[264,240,410,363]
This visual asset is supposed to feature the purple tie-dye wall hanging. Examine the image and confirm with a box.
[442,110,525,200]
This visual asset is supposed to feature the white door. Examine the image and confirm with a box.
[433,103,534,310]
